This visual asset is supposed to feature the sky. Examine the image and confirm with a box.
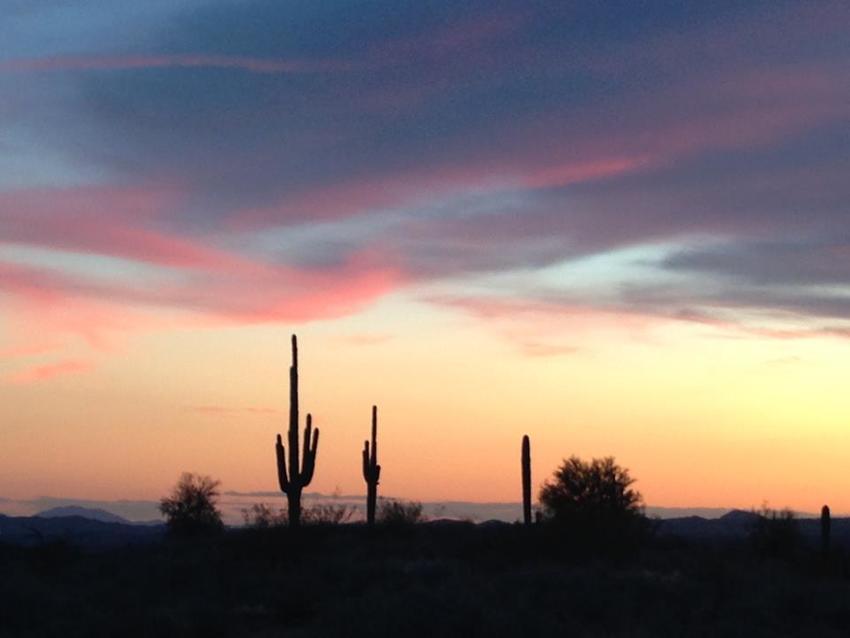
[1,1,849,516]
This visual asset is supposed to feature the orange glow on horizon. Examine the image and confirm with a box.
[2,300,848,516]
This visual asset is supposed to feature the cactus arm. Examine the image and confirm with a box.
[275,434,289,492]
[302,422,319,485]
[302,414,313,477]
[362,445,381,482]
[371,405,377,464]
[311,426,320,459]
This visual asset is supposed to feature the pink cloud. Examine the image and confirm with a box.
[0,54,353,75]
[197,259,404,323]
[521,156,651,189]
[229,152,647,230]
[431,293,850,356]
[7,359,93,384]
[0,240,406,360]
[0,261,168,354]
[0,254,400,319]
[229,163,497,228]
[0,186,267,272]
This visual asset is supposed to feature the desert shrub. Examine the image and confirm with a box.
[378,498,424,526]
[159,472,224,537]
[242,502,356,528]
[241,503,286,528]
[303,503,357,525]
[539,456,647,553]
[750,505,801,559]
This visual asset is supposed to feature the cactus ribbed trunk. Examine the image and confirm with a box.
[362,405,381,526]
[275,335,320,528]
[366,480,377,527]
[522,435,531,526]
[288,487,303,527]
[821,504,831,556]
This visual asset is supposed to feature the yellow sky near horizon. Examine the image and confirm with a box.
[1,295,849,514]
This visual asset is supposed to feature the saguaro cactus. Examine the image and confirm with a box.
[275,335,320,527]
[362,405,381,526]
[521,434,531,526]
[821,504,831,555]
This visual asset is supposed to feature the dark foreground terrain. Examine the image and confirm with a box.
[2,521,850,637]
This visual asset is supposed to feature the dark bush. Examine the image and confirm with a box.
[378,498,424,526]
[241,502,285,528]
[303,503,357,525]
[159,472,224,537]
[539,456,648,554]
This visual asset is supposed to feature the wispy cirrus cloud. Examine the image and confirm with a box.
[0,54,353,75]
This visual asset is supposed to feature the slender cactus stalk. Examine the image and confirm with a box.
[821,504,831,556]
[275,335,319,527]
[362,405,381,526]
[522,435,532,526]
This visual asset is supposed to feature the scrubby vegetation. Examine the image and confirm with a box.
[750,505,802,559]
[241,502,357,527]
[4,520,850,637]
[377,498,424,527]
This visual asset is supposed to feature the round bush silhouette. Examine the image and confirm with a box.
[539,456,646,552]
[159,472,224,536]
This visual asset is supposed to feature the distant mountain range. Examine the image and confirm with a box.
[35,506,163,526]
[0,512,165,548]
[36,506,132,525]
[1,506,847,550]
[0,494,827,526]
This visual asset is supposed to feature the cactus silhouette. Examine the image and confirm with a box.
[362,405,381,526]
[275,335,320,527]
[522,434,532,526]
[821,504,831,555]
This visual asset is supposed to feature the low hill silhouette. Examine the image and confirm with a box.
[36,506,132,525]
[0,513,164,548]
[2,508,849,550]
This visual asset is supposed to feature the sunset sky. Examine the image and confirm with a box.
[1,1,849,516]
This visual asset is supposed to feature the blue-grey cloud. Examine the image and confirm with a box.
[1,0,849,338]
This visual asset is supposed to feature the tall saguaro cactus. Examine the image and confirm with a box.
[521,435,532,526]
[362,405,381,526]
[275,335,320,527]
[821,504,831,556]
